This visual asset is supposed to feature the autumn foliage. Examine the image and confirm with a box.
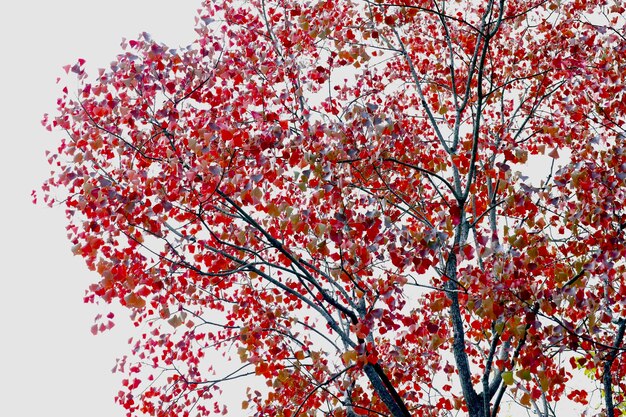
[41,0,626,416]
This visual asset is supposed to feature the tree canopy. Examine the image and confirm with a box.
[41,0,626,416]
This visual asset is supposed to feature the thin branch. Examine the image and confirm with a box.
[383,157,459,200]
[294,366,354,417]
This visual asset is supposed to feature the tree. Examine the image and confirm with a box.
[39,0,626,416]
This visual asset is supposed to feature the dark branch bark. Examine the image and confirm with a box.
[363,364,411,417]
[445,247,483,417]
[482,322,502,416]
[603,318,626,417]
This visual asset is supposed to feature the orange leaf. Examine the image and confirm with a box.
[124,293,146,308]
[548,148,559,159]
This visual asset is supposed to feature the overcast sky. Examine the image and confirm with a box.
[0,2,197,415]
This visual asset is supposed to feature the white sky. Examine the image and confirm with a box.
[0,1,197,415]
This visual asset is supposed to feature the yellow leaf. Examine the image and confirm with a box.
[342,350,358,364]
[502,371,514,386]
[238,347,248,362]
[277,369,290,382]
[495,321,505,335]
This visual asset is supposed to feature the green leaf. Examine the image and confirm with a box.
[502,371,514,386]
